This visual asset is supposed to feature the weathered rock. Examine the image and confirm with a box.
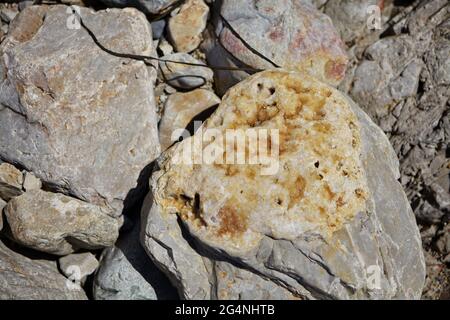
[168,0,209,53]
[0,163,23,201]
[203,0,348,95]
[100,0,180,15]
[159,89,220,150]
[159,53,213,90]
[22,171,41,191]
[94,213,177,300]
[142,70,425,299]
[0,5,160,216]
[5,190,121,256]
[346,0,449,224]
[0,239,87,299]
[59,252,99,283]
[0,198,5,231]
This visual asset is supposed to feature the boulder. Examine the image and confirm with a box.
[142,70,426,299]
[203,0,348,95]
[0,5,160,216]
[159,89,220,150]
[5,190,121,255]
[93,213,177,300]
[168,0,209,53]
[0,239,87,299]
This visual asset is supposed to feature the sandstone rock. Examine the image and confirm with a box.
[94,214,177,300]
[22,171,41,191]
[204,0,348,95]
[59,252,99,283]
[159,53,213,90]
[159,89,220,150]
[346,0,449,224]
[100,0,180,15]
[0,163,23,201]
[0,5,160,216]
[0,239,87,299]
[168,0,209,53]
[5,190,121,255]
[142,70,425,299]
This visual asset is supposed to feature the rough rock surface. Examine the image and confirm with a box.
[0,5,160,215]
[159,52,214,90]
[100,0,180,15]
[5,190,121,256]
[204,0,348,95]
[344,0,449,225]
[93,213,177,300]
[59,252,99,282]
[0,239,87,299]
[142,70,425,299]
[159,89,220,150]
[0,198,5,231]
[0,163,23,201]
[168,0,209,53]
[22,171,42,191]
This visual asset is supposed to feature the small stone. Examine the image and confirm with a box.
[151,19,166,40]
[159,53,213,90]
[0,8,18,23]
[0,163,23,201]
[5,190,121,256]
[159,89,220,150]
[158,37,174,56]
[22,171,42,191]
[59,252,99,283]
[168,0,209,53]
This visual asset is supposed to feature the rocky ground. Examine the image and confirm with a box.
[0,0,448,300]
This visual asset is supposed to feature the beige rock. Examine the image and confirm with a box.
[59,252,99,282]
[159,89,221,150]
[0,163,23,201]
[22,171,42,191]
[168,0,209,52]
[5,190,121,255]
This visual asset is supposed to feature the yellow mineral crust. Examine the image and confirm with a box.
[153,70,369,253]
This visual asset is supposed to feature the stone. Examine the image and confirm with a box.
[346,0,449,224]
[159,53,213,90]
[142,70,426,299]
[22,171,42,191]
[100,0,180,15]
[159,89,220,150]
[151,19,166,40]
[203,0,348,95]
[94,213,177,300]
[0,198,5,231]
[0,163,23,201]
[0,239,87,299]
[59,252,99,283]
[435,224,450,256]
[0,5,160,216]
[5,190,121,256]
[0,7,18,23]
[168,0,209,53]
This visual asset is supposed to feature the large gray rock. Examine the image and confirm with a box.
[0,239,87,299]
[203,0,348,95]
[0,5,160,216]
[93,212,177,300]
[142,70,426,299]
[5,190,121,256]
[346,0,449,224]
[100,0,180,15]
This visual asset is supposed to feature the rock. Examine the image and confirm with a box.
[0,5,160,216]
[159,89,220,150]
[158,37,174,56]
[0,163,23,201]
[94,212,177,300]
[0,198,5,231]
[142,70,425,299]
[59,252,99,283]
[346,0,450,224]
[100,0,180,15]
[435,224,450,256]
[151,19,166,40]
[0,239,87,299]
[204,0,348,95]
[159,53,213,90]
[0,7,18,23]
[22,171,41,191]
[5,190,121,256]
[168,0,209,53]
